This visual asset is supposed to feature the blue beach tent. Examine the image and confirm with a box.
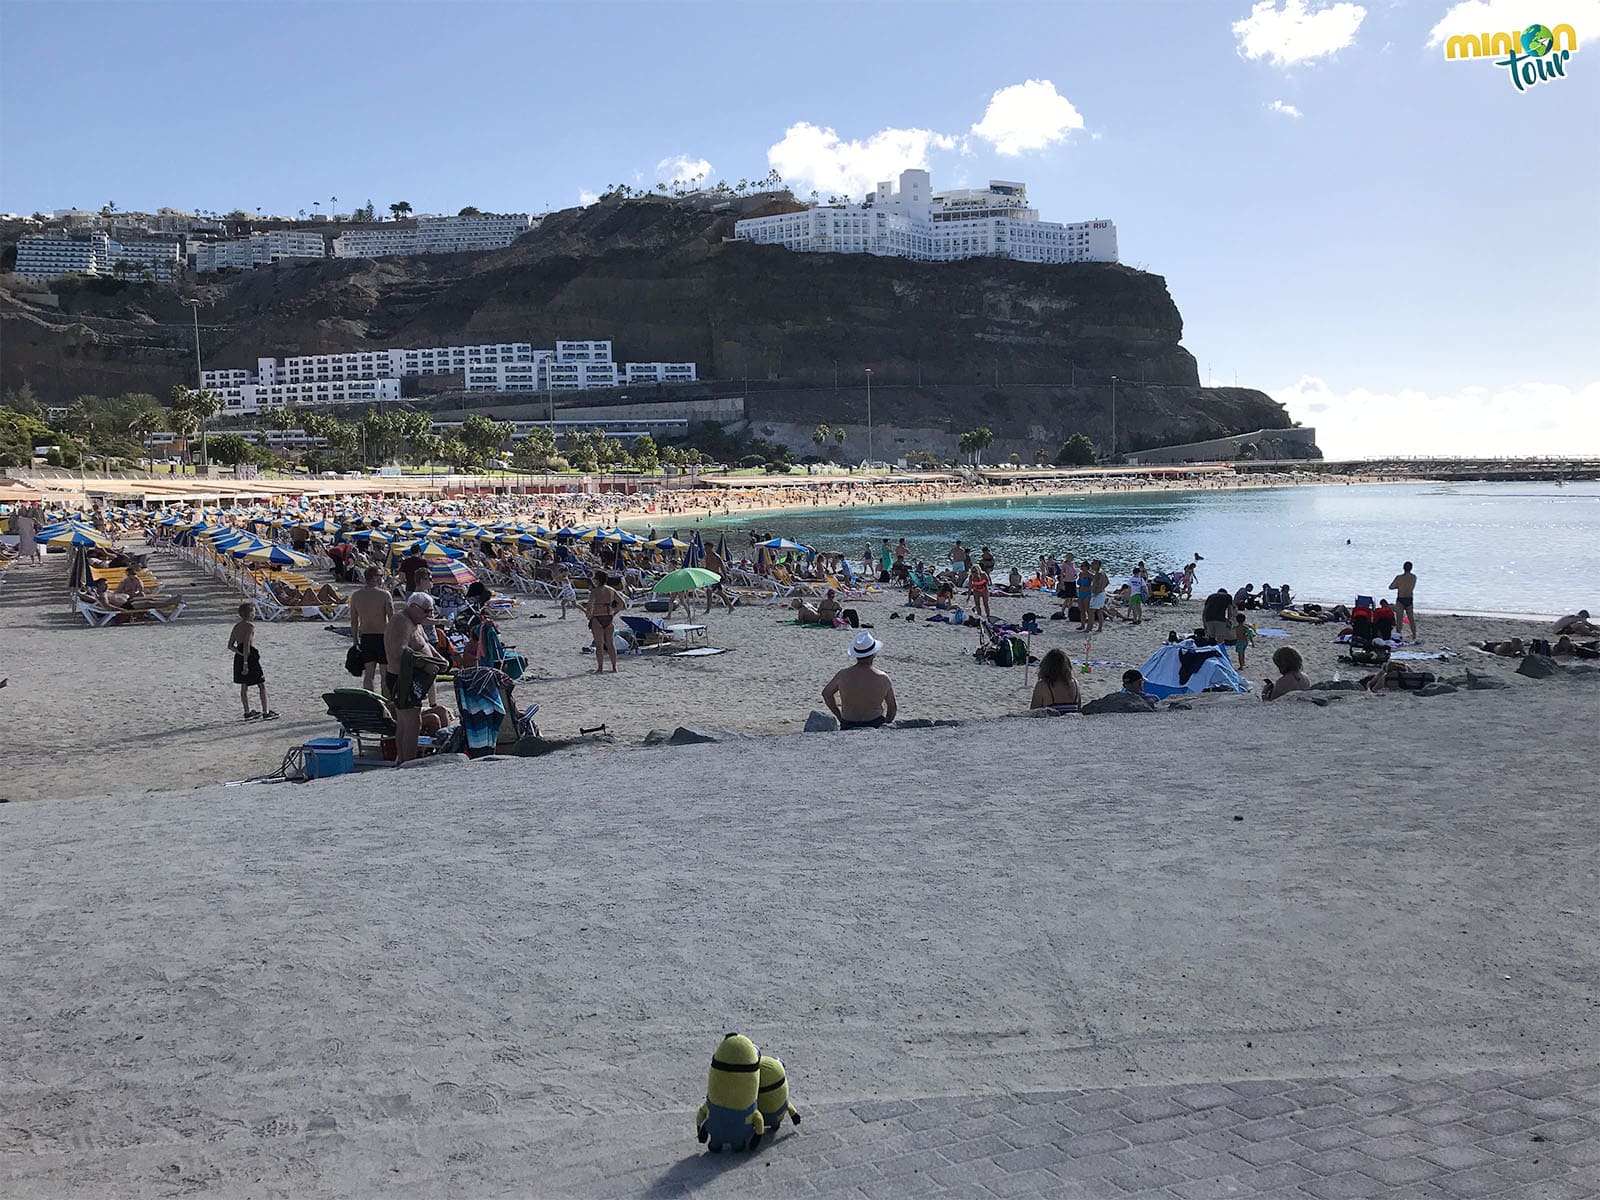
[1136,640,1249,700]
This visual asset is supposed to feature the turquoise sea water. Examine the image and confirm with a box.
[695,482,1600,616]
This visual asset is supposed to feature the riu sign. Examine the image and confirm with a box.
[1445,22,1577,93]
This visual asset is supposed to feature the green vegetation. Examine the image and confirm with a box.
[958,427,994,466]
[1055,433,1097,466]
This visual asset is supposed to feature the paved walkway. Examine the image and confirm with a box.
[565,1067,1600,1198]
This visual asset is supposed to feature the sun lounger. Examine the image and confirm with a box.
[73,597,187,626]
[620,614,681,652]
[322,687,445,758]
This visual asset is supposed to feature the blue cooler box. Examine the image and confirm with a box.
[303,737,354,778]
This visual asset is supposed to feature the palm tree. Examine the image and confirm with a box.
[127,408,163,468]
[833,426,847,456]
[390,200,413,220]
[331,195,338,217]
[813,423,831,460]
[298,208,306,220]
[167,404,200,467]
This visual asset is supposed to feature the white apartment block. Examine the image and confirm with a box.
[213,377,402,416]
[624,362,699,384]
[14,231,183,282]
[733,169,1118,266]
[194,231,326,273]
[331,213,539,259]
[208,336,695,406]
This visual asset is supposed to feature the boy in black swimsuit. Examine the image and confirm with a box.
[227,602,277,720]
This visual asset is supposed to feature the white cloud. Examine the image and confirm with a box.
[766,121,957,200]
[1233,0,1367,66]
[969,79,1085,156]
[577,189,600,206]
[1426,0,1600,46]
[655,155,714,187]
[1275,376,1600,460]
[1267,99,1304,116]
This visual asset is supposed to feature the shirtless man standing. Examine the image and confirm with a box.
[1388,561,1419,642]
[384,592,448,762]
[349,566,394,692]
[585,573,627,674]
[822,632,898,730]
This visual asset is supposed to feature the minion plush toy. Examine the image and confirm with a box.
[757,1054,801,1139]
[696,1033,765,1152]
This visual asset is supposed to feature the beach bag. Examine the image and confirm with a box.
[1050,610,1066,621]
[1007,635,1029,666]
[992,638,1016,668]
[1395,668,1435,691]
[843,608,860,628]
[344,643,364,678]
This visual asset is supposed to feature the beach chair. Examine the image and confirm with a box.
[322,688,444,759]
[620,614,681,652]
[1344,604,1392,666]
[453,668,540,757]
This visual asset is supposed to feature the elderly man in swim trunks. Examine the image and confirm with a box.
[585,572,627,674]
[383,592,449,763]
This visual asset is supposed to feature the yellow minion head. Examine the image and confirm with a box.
[706,1033,761,1110]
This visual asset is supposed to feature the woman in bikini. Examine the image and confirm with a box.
[1029,648,1082,713]
[585,573,626,674]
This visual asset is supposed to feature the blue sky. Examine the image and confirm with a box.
[2,0,1596,457]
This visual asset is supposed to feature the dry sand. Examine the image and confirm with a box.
[2,687,1596,1197]
[0,543,1588,804]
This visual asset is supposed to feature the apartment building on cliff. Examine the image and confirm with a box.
[331,212,540,259]
[14,231,184,282]
[733,169,1117,265]
[194,230,327,273]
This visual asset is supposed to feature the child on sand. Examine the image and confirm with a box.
[1232,613,1254,669]
[227,602,277,720]
[553,565,577,619]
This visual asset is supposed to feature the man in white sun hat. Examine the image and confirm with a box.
[822,631,898,730]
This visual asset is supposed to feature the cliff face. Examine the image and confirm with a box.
[0,196,1299,453]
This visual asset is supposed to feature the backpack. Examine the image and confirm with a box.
[993,639,1015,668]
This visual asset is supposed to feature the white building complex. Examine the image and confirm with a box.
[201,338,696,414]
[194,230,327,273]
[733,170,1117,265]
[13,231,184,282]
[331,213,540,259]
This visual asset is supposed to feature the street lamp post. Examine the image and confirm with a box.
[1110,374,1118,462]
[183,298,209,469]
[865,368,873,470]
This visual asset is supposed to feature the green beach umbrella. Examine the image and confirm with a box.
[653,567,721,594]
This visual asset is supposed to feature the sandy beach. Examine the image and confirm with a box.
[0,536,1592,805]
[2,686,1596,1198]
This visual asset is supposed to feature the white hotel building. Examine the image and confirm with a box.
[202,338,695,414]
[331,213,540,259]
[194,230,327,273]
[14,231,184,282]
[733,170,1117,266]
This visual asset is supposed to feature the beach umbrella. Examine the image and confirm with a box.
[308,519,340,534]
[46,524,112,548]
[652,536,690,551]
[715,534,730,564]
[244,544,312,567]
[347,528,390,543]
[598,528,639,545]
[759,537,811,553]
[429,559,478,587]
[408,539,463,559]
[555,525,591,540]
[653,567,721,594]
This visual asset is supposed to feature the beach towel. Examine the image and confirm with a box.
[1389,649,1452,661]
[455,666,510,755]
[1254,628,1290,638]
[671,647,729,657]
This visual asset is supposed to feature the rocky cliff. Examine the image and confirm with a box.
[0,197,1302,455]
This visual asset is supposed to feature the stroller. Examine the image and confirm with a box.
[975,619,1033,668]
[1147,575,1179,606]
[1344,595,1392,666]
